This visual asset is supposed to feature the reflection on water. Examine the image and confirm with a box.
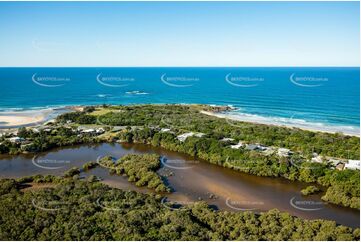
[0,142,359,228]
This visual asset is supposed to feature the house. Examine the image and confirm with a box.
[327,159,345,170]
[76,126,98,135]
[344,160,360,170]
[310,153,323,163]
[31,128,40,133]
[44,119,55,126]
[246,144,268,151]
[335,163,345,171]
[311,156,323,163]
[257,145,268,151]
[194,133,205,138]
[95,128,105,134]
[246,144,258,150]
[277,148,293,157]
[177,132,195,142]
[230,141,244,149]
[220,138,235,142]
[77,126,103,135]
[20,142,35,152]
[263,147,275,156]
[77,126,86,132]
[328,158,343,166]
[130,126,144,131]
[9,137,25,143]
[160,128,171,133]
[85,128,104,135]
[1,132,13,138]
[148,125,160,131]
[111,126,128,132]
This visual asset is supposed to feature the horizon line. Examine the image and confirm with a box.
[0,66,360,68]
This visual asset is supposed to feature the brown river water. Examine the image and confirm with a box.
[0,142,359,228]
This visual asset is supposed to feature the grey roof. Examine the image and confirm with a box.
[246,144,258,150]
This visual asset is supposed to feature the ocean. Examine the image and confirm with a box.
[0,67,359,135]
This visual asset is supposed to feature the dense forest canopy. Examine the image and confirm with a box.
[0,177,359,241]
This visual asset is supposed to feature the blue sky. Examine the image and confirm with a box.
[0,1,359,67]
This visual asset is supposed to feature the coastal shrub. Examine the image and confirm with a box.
[17,127,30,138]
[83,106,96,113]
[57,111,96,124]
[0,178,358,240]
[82,161,98,171]
[301,185,320,195]
[98,154,170,192]
[0,143,10,154]
[87,175,99,182]
[63,167,80,178]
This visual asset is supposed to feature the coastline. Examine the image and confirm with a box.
[0,106,76,129]
[0,104,359,137]
[201,110,360,137]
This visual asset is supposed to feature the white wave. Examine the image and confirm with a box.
[125,90,149,95]
[96,94,111,98]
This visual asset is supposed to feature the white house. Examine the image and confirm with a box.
[176,132,206,142]
[111,126,127,132]
[43,128,52,133]
[328,158,343,167]
[77,126,103,134]
[277,148,293,157]
[44,119,55,126]
[344,160,360,170]
[311,153,323,163]
[177,132,194,142]
[220,138,235,142]
[230,141,244,149]
[9,137,25,143]
[82,129,95,134]
[335,163,345,171]
[311,156,323,163]
[31,128,40,133]
[96,128,105,134]
[194,133,205,138]
[327,158,346,171]
[246,144,268,151]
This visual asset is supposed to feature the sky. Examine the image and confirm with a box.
[0,1,359,67]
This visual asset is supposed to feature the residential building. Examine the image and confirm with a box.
[345,160,360,170]
[277,148,293,157]
[220,138,235,142]
[177,132,195,142]
[230,141,244,149]
[9,137,25,143]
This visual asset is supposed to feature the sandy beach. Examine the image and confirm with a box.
[0,111,49,128]
[0,107,74,129]
[200,110,360,137]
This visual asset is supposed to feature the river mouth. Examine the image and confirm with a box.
[0,142,359,228]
